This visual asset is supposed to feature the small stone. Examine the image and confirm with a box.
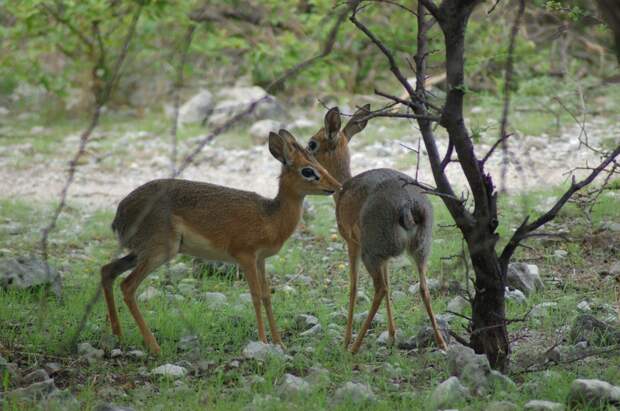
[333,381,376,405]
[126,350,146,360]
[413,318,450,348]
[567,378,620,408]
[281,285,297,294]
[3,378,58,402]
[505,287,527,304]
[353,311,384,328]
[447,295,469,315]
[507,263,543,296]
[22,369,49,384]
[242,341,287,361]
[356,291,370,305]
[306,366,330,386]
[43,362,62,375]
[408,278,440,295]
[239,293,253,304]
[203,292,227,308]
[577,300,591,312]
[278,373,311,397]
[377,330,406,346]
[138,286,161,302]
[77,342,104,363]
[249,119,284,145]
[151,364,188,378]
[524,400,565,410]
[554,249,568,258]
[430,376,470,410]
[485,400,519,411]
[110,349,123,358]
[178,335,200,352]
[294,314,319,330]
[299,323,322,337]
[531,302,558,319]
[94,403,136,411]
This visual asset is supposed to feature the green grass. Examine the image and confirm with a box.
[1,184,619,410]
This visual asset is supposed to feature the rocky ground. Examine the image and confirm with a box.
[0,85,618,210]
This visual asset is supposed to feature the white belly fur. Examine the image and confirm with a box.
[177,226,236,263]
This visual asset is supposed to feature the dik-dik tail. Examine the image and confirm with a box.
[398,201,426,231]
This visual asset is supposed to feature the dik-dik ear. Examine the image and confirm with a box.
[269,132,292,166]
[343,104,370,141]
[324,107,341,142]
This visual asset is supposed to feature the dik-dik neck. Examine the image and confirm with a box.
[327,152,352,204]
[267,175,305,238]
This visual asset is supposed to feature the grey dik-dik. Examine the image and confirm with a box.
[307,106,448,353]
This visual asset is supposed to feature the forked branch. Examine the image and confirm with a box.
[500,144,620,269]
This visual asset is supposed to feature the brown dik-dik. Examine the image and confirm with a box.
[100,130,341,354]
[307,106,448,353]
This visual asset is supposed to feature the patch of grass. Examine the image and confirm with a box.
[1,187,619,410]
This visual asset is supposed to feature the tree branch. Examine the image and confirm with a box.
[500,144,620,268]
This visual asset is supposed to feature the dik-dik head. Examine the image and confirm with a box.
[269,129,341,196]
[306,105,370,183]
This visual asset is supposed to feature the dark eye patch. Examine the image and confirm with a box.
[301,167,318,180]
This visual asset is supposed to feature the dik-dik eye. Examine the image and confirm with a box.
[308,140,319,152]
[301,167,319,181]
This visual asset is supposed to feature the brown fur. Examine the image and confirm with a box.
[307,106,447,353]
[101,130,341,354]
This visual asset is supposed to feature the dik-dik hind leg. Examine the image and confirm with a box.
[236,254,267,344]
[101,254,137,337]
[257,258,283,346]
[417,261,448,350]
[350,259,387,354]
[383,265,397,344]
[120,252,171,355]
[344,241,360,348]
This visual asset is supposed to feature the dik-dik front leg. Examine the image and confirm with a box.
[257,258,283,346]
[344,241,361,348]
[236,253,267,343]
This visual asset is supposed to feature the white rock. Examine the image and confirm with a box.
[249,119,283,145]
[295,314,319,330]
[179,89,214,124]
[531,302,558,319]
[408,278,440,295]
[138,286,161,302]
[567,378,620,407]
[242,341,287,361]
[151,364,187,378]
[430,376,470,410]
[554,249,568,258]
[524,400,565,410]
[203,292,227,308]
[505,287,527,304]
[507,263,543,296]
[447,295,469,315]
[278,373,310,397]
[0,106,9,116]
[110,349,123,359]
[333,382,376,405]
[576,300,591,312]
[300,323,322,337]
[377,330,406,346]
[239,293,253,304]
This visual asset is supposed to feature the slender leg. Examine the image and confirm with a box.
[344,241,360,348]
[350,259,386,354]
[120,257,166,355]
[101,254,137,337]
[418,262,448,350]
[257,258,283,346]
[237,254,267,343]
[383,264,397,344]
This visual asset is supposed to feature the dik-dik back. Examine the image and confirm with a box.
[338,168,433,265]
